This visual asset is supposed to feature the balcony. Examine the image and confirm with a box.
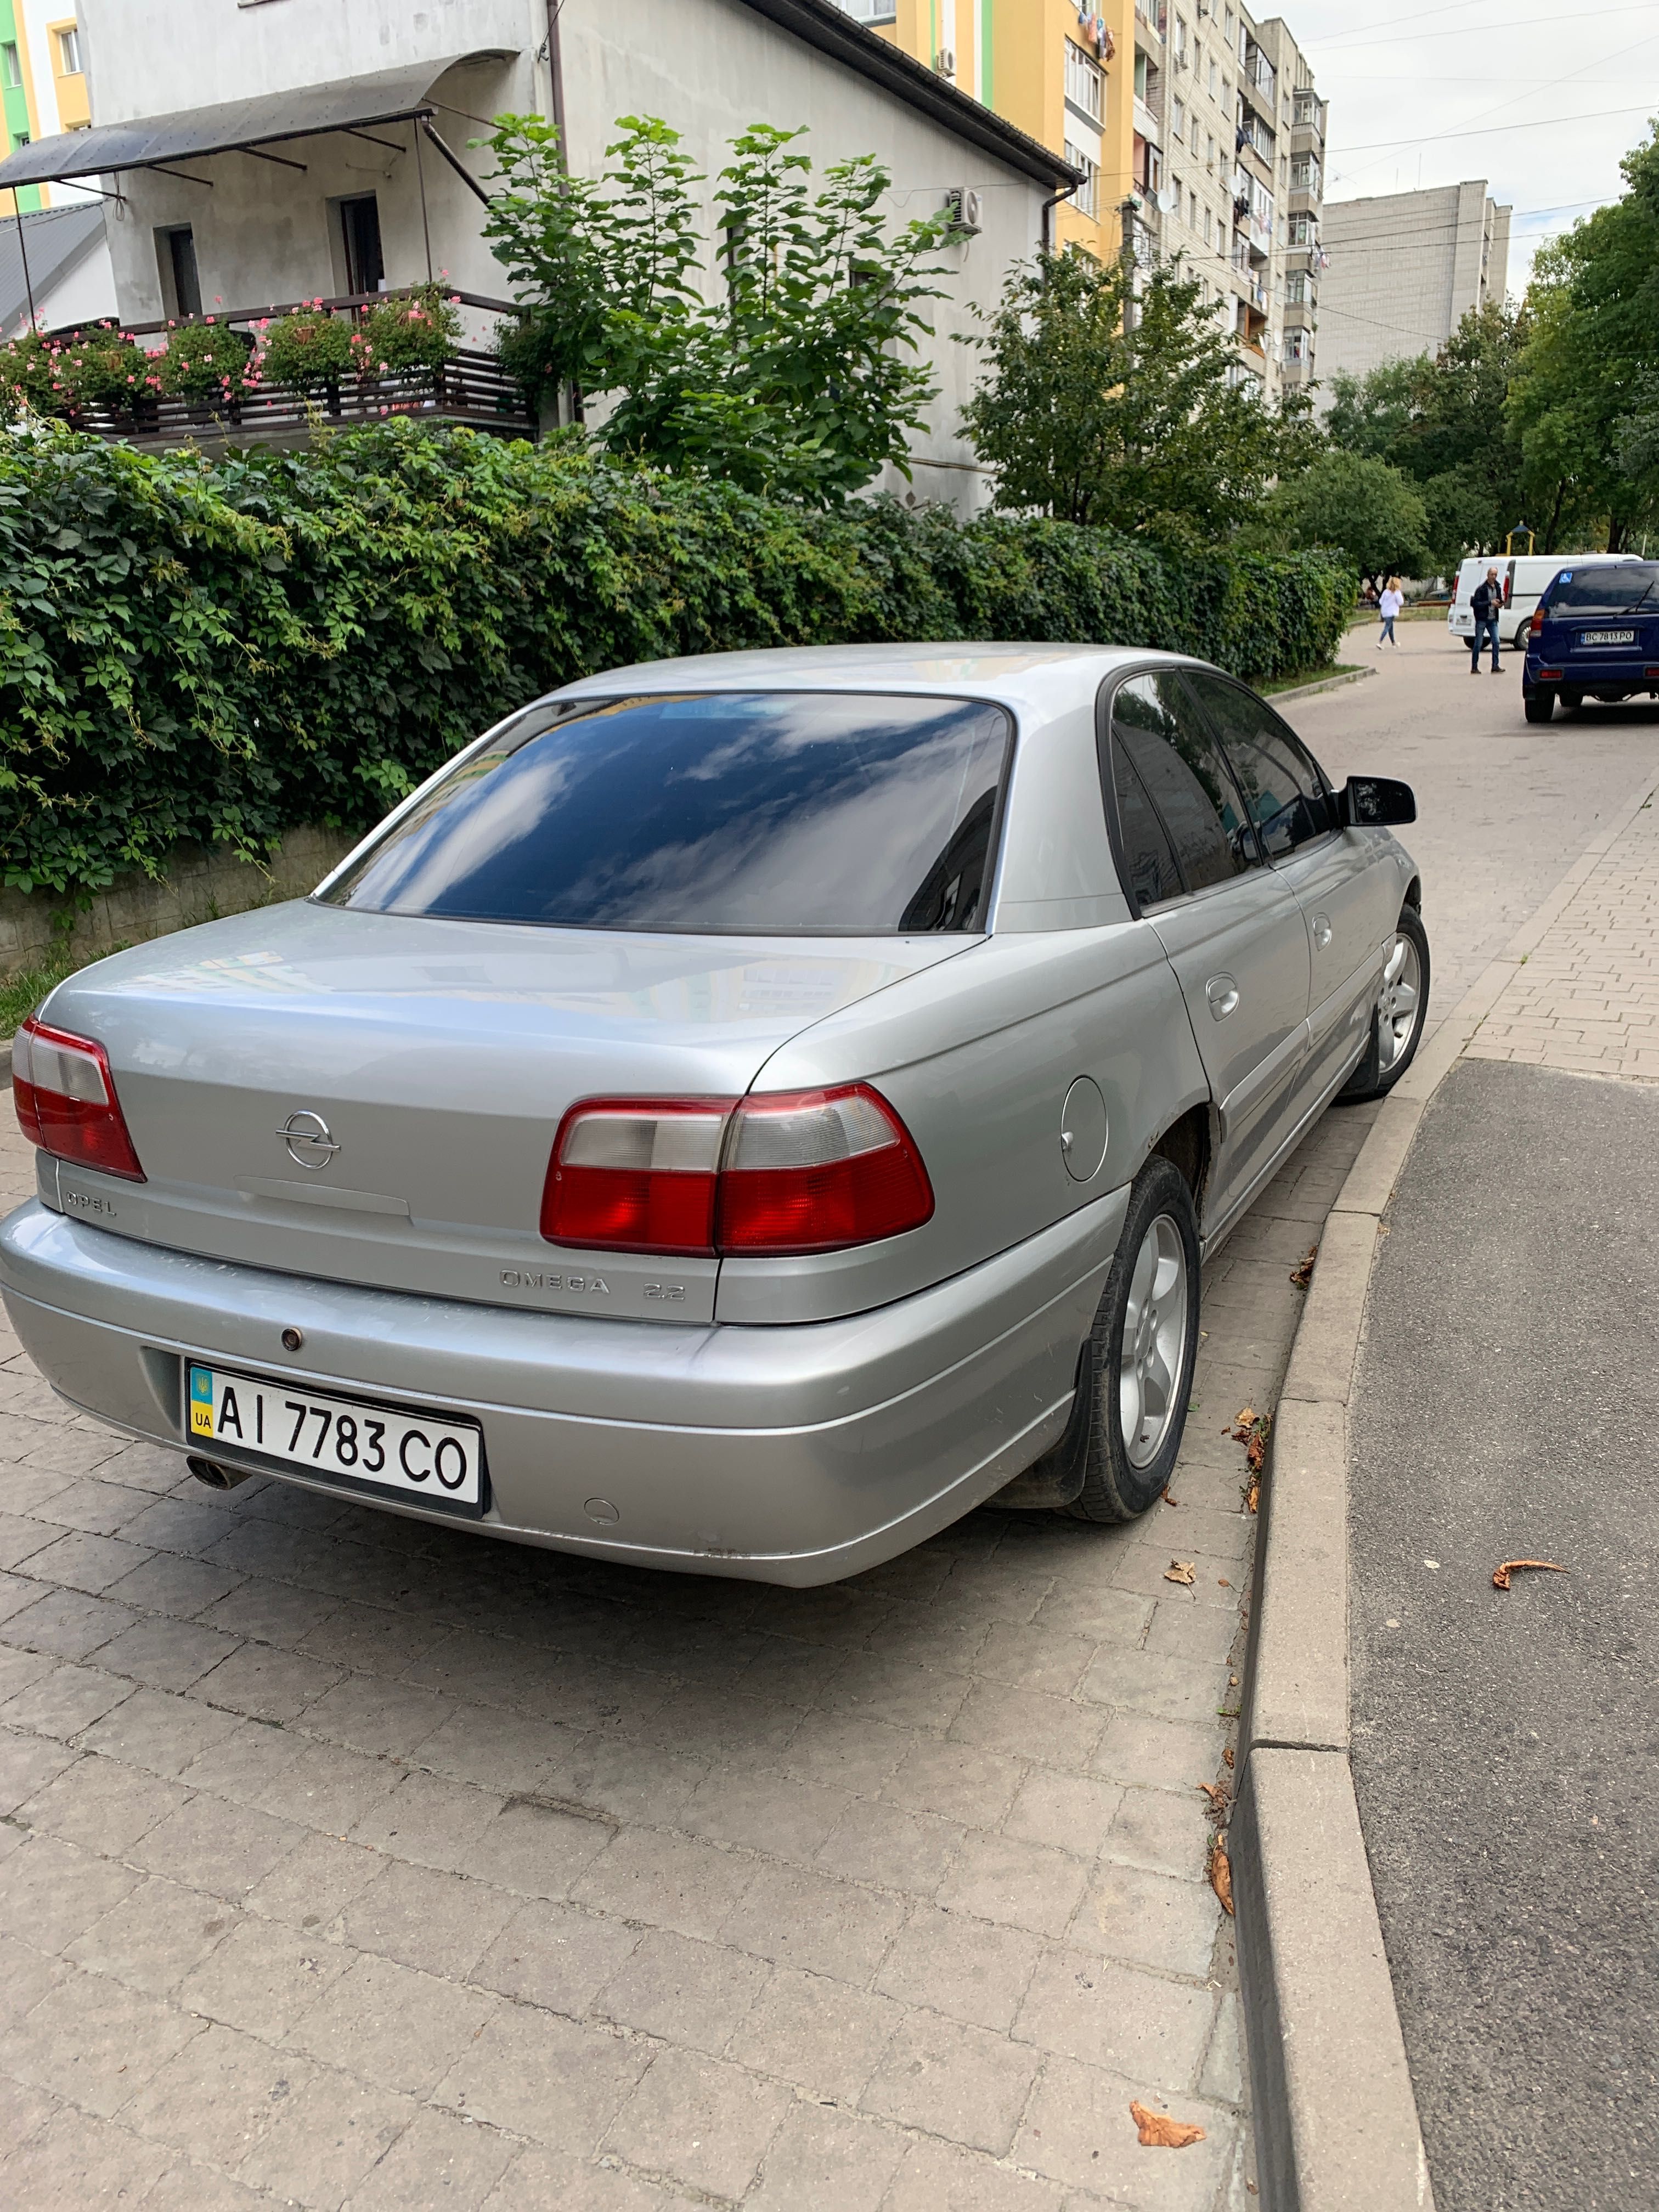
[49,287,537,452]
[1135,0,1167,41]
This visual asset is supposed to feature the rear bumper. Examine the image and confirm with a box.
[1526,653,1659,696]
[0,1191,1127,1585]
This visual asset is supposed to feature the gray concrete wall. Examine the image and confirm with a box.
[0,826,354,981]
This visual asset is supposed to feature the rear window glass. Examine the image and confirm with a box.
[1546,565,1659,614]
[319,691,1011,936]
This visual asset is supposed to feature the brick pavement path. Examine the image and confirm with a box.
[0,1103,1372,2212]
[1464,783,1659,1080]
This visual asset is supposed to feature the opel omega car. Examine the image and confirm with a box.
[0,646,1427,1584]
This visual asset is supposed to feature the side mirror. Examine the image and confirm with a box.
[1341,775,1416,828]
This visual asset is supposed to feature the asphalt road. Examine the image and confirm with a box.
[1350,1059,1659,2210]
[1283,622,1659,1023]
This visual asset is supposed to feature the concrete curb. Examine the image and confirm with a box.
[1235,758,1659,2212]
[1271,665,1378,706]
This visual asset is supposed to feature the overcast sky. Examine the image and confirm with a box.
[1286,0,1659,292]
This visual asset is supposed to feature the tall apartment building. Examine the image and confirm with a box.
[847,0,1323,399]
[1130,5,1324,402]
[2,3,92,212]
[1316,182,1512,392]
[848,0,1135,261]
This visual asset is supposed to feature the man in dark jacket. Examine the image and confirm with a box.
[1470,567,1504,673]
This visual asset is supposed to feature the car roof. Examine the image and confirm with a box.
[550,641,1189,714]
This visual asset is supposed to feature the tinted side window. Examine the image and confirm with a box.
[1111,674,1256,895]
[1187,675,1334,860]
[1111,748,1183,911]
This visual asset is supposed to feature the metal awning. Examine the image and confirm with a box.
[0,52,515,189]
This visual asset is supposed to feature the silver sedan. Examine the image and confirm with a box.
[0,645,1427,1584]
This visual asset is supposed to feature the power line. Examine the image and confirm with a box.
[1335,103,1656,156]
[1304,0,1659,52]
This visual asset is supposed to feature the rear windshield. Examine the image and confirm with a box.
[1545,565,1659,615]
[319,691,1012,935]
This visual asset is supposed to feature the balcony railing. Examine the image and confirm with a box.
[68,286,537,448]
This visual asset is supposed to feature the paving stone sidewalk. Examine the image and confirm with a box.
[0,1102,1372,2212]
[1464,782,1659,1079]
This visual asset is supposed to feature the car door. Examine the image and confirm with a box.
[1186,672,1389,1103]
[1102,672,1311,1227]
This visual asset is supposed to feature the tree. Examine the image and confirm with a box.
[1510,123,1659,550]
[1257,450,1431,583]
[1322,304,1533,564]
[478,114,952,503]
[961,248,1318,538]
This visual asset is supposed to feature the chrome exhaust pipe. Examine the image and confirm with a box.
[187,1454,253,1492]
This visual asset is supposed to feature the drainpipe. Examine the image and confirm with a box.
[1040,180,1077,255]
[543,0,568,148]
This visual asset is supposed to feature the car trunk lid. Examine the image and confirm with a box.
[41,901,971,1324]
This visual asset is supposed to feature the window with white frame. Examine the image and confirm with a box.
[1065,38,1105,122]
[55,24,83,75]
[1172,95,1185,139]
[1064,140,1100,218]
[1286,328,1310,365]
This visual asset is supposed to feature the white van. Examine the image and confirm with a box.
[1448,552,1636,650]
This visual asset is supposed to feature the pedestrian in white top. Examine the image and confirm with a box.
[1378,578,1404,649]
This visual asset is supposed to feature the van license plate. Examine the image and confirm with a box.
[188,1364,484,1509]
[1580,629,1635,646]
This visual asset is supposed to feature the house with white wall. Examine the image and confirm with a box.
[0,0,1073,505]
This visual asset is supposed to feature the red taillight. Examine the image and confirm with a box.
[717,1086,934,1255]
[541,1097,732,1255]
[13,1018,145,1182]
[541,1084,934,1258]
[1530,607,1545,635]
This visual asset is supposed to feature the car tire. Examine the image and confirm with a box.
[1052,1157,1201,1525]
[1338,905,1430,1103]
[1524,690,1555,723]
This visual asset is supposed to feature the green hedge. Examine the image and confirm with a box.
[0,424,1352,905]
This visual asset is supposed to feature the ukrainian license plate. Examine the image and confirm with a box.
[1581,629,1635,646]
[188,1364,484,1510]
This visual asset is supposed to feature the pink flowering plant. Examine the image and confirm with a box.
[0,329,66,420]
[54,330,148,411]
[156,317,258,402]
[259,304,354,394]
[352,286,461,376]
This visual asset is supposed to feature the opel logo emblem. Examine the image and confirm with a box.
[277,1109,341,1171]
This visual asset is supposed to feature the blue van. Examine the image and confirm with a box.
[1522,560,1659,723]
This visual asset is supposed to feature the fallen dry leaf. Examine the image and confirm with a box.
[1232,1406,1272,1474]
[1197,1781,1228,1818]
[1161,1489,1180,1506]
[1210,1835,1234,1916]
[1290,1244,1318,1288]
[1493,1559,1567,1590]
[1131,2101,1206,2150]
[1217,1577,1231,1589]
[1233,1404,1255,1430]
[1164,1560,1195,1586]
[1244,1475,1261,1515]
[1223,1745,1235,1769]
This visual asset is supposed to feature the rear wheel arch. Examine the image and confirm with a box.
[1149,1102,1212,1216]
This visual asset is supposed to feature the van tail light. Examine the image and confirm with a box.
[13,1018,146,1182]
[1503,571,1514,606]
[1530,607,1545,635]
[541,1084,933,1258]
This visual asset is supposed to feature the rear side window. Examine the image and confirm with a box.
[320,691,1012,936]
[1186,675,1334,860]
[1108,674,1256,902]
[1544,565,1659,615]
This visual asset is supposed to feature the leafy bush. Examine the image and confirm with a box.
[157,319,257,401]
[0,423,1351,905]
[0,330,68,420]
[259,307,355,393]
[353,286,461,375]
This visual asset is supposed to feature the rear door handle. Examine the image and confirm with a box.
[1312,912,1333,949]
[1206,975,1240,1020]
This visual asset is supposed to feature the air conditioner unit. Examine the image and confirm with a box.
[943,185,982,236]
[1174,50,1190,69]
[934,46,956,77]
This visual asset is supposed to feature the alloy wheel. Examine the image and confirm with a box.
[1376,931,1423,1074]
[1119,1214,1189,1470]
